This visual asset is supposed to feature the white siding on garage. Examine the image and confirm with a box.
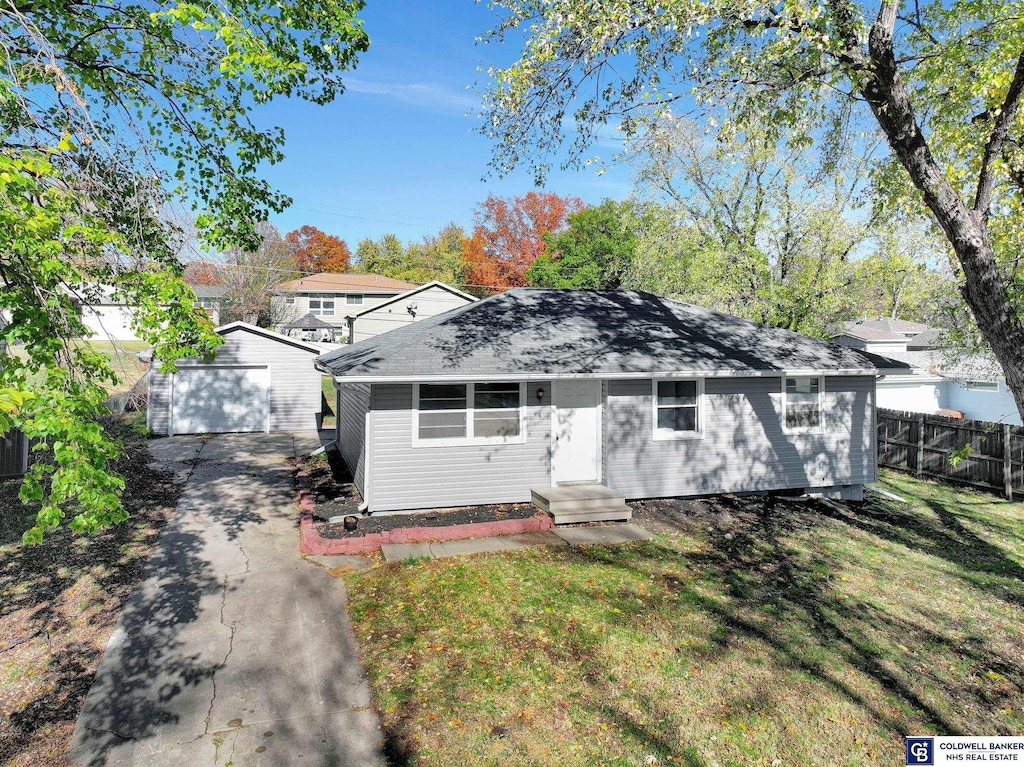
[147,326,322,434]
[147,368,172,434]
[603,376,876,499]
[350,285,474,343]
[876,376,943,413]
[80,305,139,341]
[335,383,370,496]
[368,382,552,513]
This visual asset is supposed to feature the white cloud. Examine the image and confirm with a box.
[345,78,479,113]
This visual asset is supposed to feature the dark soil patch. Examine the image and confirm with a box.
[0,413,182,767]
[317,502,539,539]
[629,492,816,537]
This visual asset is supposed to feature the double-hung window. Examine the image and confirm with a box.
[653,379,702,439]
[308,293,335,316]
[784,377,822,430]
[415,382,524,445]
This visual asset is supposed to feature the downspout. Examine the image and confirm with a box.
[360,397,372,513]
[346,315,355,344]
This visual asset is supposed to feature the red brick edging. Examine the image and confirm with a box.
[296,464,554,555]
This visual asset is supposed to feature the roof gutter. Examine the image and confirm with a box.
[323,368,887,385]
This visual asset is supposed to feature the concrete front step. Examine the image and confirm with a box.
[531,484,626,512]
[531,484,632,525]
[549,506,633,525]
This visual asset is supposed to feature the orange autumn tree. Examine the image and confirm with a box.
[183,260,224,285]
[463,191,584,291]
[285,225,352,273]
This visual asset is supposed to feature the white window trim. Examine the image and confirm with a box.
[652,378,705,441]
[412,382,527,447]
[782,375,825,434]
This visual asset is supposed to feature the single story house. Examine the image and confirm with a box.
[146,322,325,435]
[271,273,418,342]
[834,318,1021,425]
[316,289,905,515]
[346,281,477,344]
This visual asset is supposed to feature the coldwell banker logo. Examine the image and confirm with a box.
[907,737,935,765]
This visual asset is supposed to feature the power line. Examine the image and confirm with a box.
[291,206,439,231]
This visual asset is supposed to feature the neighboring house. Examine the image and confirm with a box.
[72,284,142,342]
[271,273,418,342]
[834,318,1022,425]
[317,289,902,515]
[146,322,324,435]
[190,284,227,325]
[346,281,477,344]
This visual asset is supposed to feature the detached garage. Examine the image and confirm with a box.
[146,322,324,435]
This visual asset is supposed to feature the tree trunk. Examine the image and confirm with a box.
[859,12,1024,418]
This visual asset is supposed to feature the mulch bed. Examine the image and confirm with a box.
[0,415,184,767]
[316,502,539,539]
[305,449,541,539]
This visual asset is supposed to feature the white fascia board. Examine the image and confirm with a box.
[329,368,880,384]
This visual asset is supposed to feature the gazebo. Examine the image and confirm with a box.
[280,313,339,343]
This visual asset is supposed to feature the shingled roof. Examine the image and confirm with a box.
[316,289,908,381]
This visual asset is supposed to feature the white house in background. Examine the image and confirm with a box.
[834,318,1022,425]
[345,281,477,344]
[270,273,418,343]
[70,284,142,341]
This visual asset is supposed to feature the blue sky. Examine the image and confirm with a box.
[255,1,634,247]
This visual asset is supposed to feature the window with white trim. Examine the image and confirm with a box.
[965,380,999,392]
[784,377,822,430]
[653,379,701,439]
[346,294,364,305]
[308,293,335,316]
[415,382,524,444]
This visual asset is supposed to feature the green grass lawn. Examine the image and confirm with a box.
[321,376,336,429]
[345,471,1024,767]
[8,340,150,396]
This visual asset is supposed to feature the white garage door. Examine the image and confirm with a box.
[170,366,270,434]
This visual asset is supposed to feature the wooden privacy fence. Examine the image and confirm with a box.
[877,408,1024,498]
[0,428,28,479]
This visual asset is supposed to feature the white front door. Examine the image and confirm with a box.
[551,379,601,484]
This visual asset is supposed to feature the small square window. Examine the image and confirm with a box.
[346,294,363,305]
[653,379,701,439]
[785,377,822,430]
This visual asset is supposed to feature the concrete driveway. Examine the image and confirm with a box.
[70,433,386,767]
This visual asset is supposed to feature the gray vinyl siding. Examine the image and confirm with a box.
[335,383,370,495]
[368,382,552,512]
[351,286,473,343]
[147,368,172,435]
[147,329,322,434]
[271,292,401,329]
[604,376,876,499]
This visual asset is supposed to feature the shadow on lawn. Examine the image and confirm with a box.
[0,420,179,764]
[815,494,1024,606]
[563,493,1023,746]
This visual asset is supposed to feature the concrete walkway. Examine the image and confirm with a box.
[70,433,386,767]
[380,523,654,562]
